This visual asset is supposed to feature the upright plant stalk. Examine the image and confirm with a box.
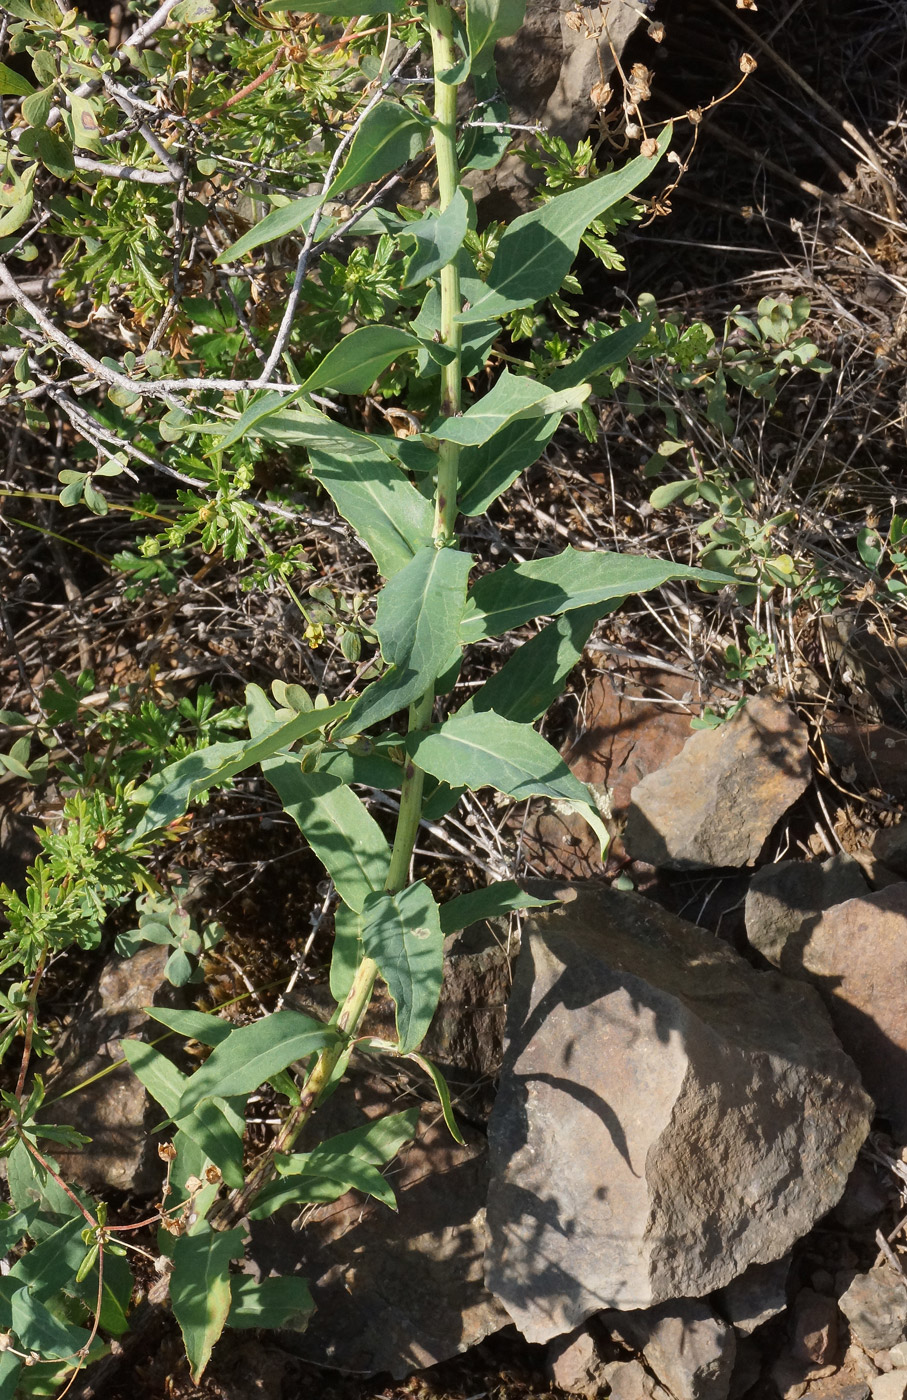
[223,21,466,1219]
[428,0,463,543]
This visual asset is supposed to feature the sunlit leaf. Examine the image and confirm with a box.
[359,882,443,1052]
[170,1224,244,1383]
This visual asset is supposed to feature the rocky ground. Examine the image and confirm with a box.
[2,0,907,1397]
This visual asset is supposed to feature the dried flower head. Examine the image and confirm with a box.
[739,52,757,74]
[158,1141,177,1162]
[565,8,586,32]
[687,107,703,124]
[625,122,642,140]
[647,20,665,41]
[627,62,653,105]
[641,137,658,158]
[0,1336,11,1354]
[736,0,757,8]
[204,1164,223,1184]
[183,1174,205,1195]
[590,80,612,108]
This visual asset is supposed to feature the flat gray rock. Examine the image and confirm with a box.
[485,884,872,1343]
[623,695,811,869]
[745,855,867,965]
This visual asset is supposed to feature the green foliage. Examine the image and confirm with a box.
[635,293,833,602]
[0,0,764,1387]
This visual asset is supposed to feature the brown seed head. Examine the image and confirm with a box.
[641,137,658,158]
[565,8,585,32]
[739,52,757,74]
[687,106,703,125]
[627,62,653,104]
[590,80,612,108]
[158,1141,177,1162]
[647,20,665,41]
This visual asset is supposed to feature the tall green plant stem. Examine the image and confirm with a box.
[428,0,462,541]
[222,20,466,1222]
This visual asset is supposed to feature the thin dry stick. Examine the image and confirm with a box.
[255,41,421,385]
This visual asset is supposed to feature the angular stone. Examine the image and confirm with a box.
[872,826,907,878]
[771,1355,837,1400]
[525,665,735,880]
[484,884,872,1342]
[745,856,867,966]
[604,1360,671,1400]
[547,1325,614,1396]
[47,946,179,1193]
[467,0,642,217]
[791,1288,839,1365]
[871,1376,907,1400]
[603,1300,736,1400]
[624,696,811,870]
[778,885,907,1136]
[839,1270,907,1353]
[248,1071,508,1377]
[715,1255,791,1335]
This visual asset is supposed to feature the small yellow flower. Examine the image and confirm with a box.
[304,622,325,650]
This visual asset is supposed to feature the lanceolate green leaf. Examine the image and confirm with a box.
[195,388,305,452]
[331,900,364,1002]
[461,546,725,643]
[248,1159,393,1217]
[170,1224,245,1383]
[403,187,470,286]
[439,880,554,935]
[337,546,473,737]
[128,699,352,844]
[360,882,443,1052]
[227,1275,314,1331]
[308,448,434,578]
[255,405,388,458]
[302,326,421,395]
[122,1038,187,1118]
[464,0,526,74]
[463,603,606,722]
[215,194,323,262]
[267,766,391,912]
[458,127,671,323]
[247,684,391,910]
[458,414,560,516]
[146,1007,234,1046]
[329,102,429,197]
[545,317,651,391]
[408,710,588,806]
[0,1275,91,1360]
[176,1011,340,1118]
[431,370,590,447]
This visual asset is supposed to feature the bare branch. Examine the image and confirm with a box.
[255,42,422,386]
